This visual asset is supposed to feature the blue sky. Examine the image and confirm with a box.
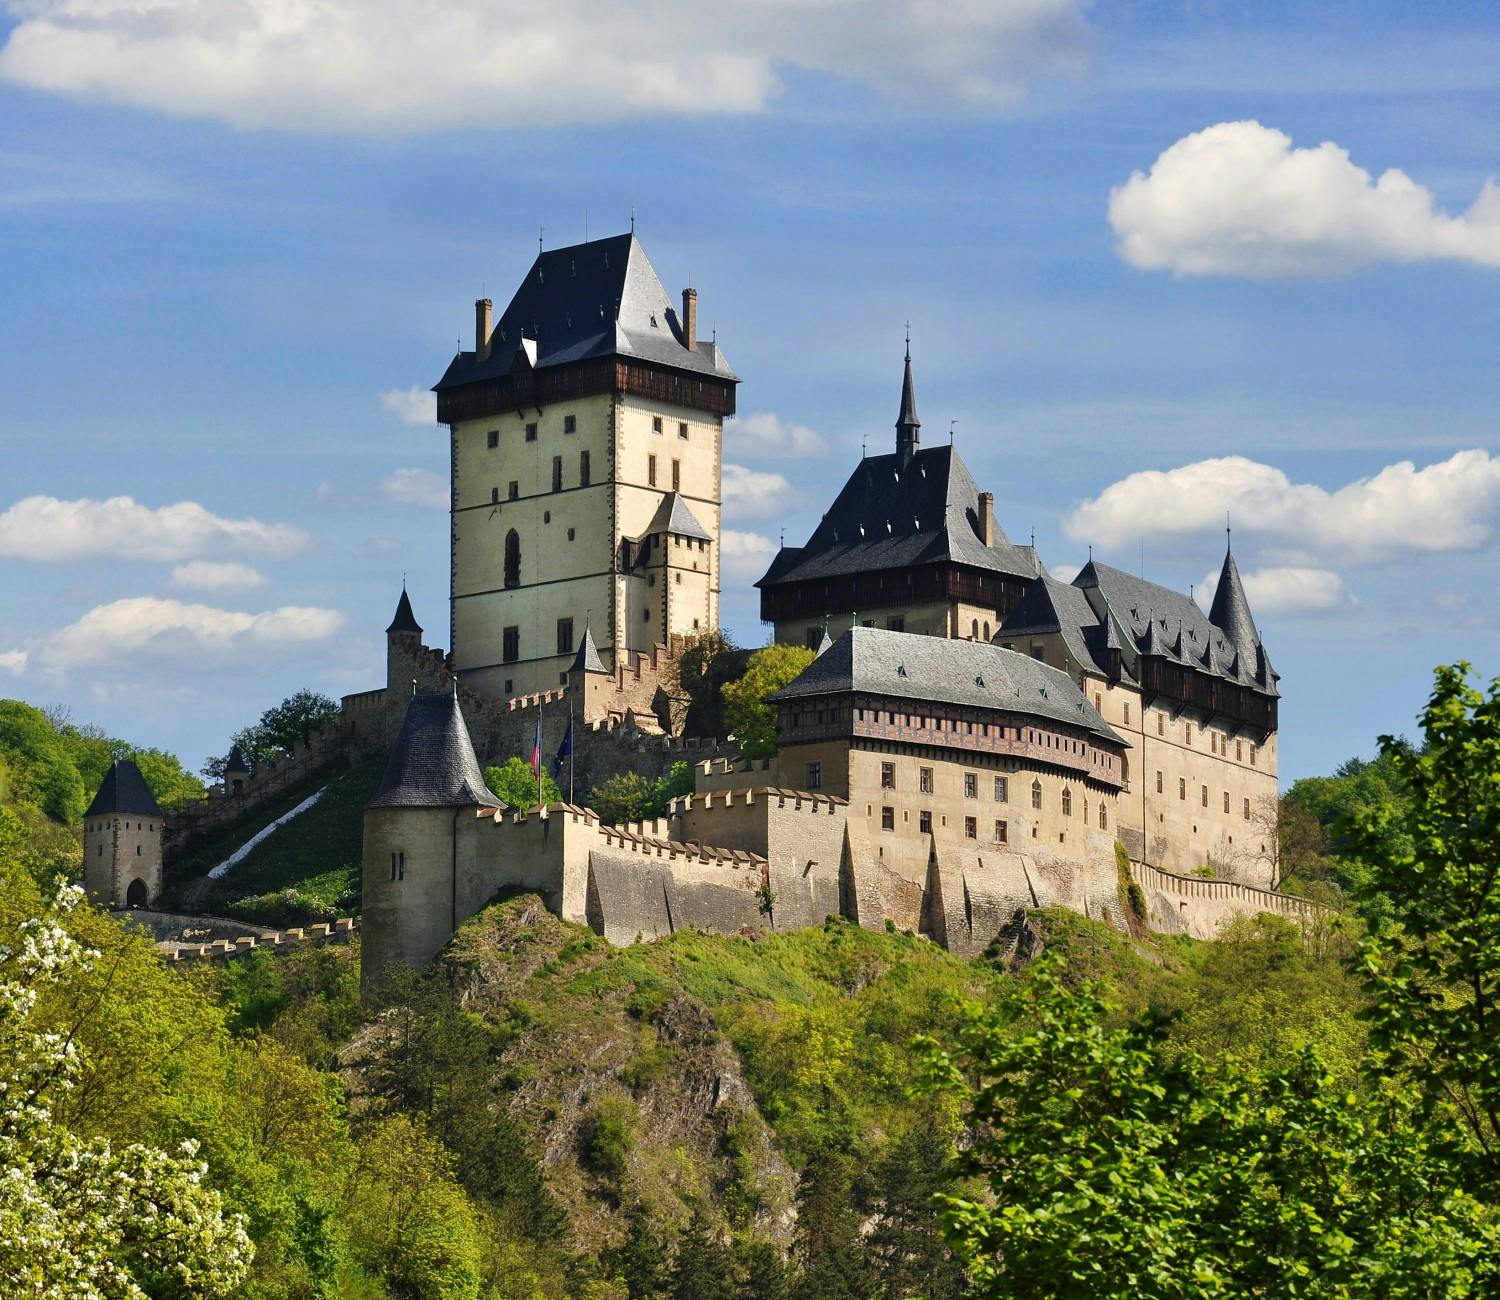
[1,0,1497,782]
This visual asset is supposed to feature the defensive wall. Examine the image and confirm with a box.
[1129,859,1324,941]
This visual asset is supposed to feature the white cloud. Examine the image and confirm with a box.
[734,411,827,458]
[722,464,791,521]
[1065,451,1500,564]
[1199,566,1352,615]
[36,598,345,673]
[0,0,1088,134]
[1109,121,1500,278]
[1048,562,1080,584]
[169,561,267,592]
[0,650,27,675]
[380,386,436,425]
[720,528,777,580]
[0,495,307,562]
[380,468,448,510]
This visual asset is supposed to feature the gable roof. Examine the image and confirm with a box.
[434,233,736,393]
[772,626,1124,747]
[756,443,1040,589]
[999,575,1101,670]
[643,491,712,542]
[85,759,162,818]
[368,692,504,810]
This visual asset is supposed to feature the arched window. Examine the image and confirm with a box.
[503,530,521,588]
[983,621,991,640]
[1099,803,1108,830]
[1030,779,1042,811]
[1062,787,1073,817]
[971,619,979,639]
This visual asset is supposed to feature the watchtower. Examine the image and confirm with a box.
[82,759,163,909]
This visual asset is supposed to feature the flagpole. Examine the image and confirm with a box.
[536,697,543,813]
[568,690,575,803]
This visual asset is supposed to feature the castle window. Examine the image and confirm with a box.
[1156,770,1163,794]
[525,422,537,442]
[652,415,663,434]
[1236,740,1243,761]
[1123,703,1131,726]
[643,608,650,622]
[971,619,979,639]
[920,810,932,834]
[580,450,590,487]
[994,776,1008,802]
[1094,693,1102,711]
[672,459,680,491]
[487,430,498,448]
[965,816,977,840]
[881,762,895,790]
[543,511,551,524]
[557,618,574,655]
[648,455,657,487]
[1179,777,1186,801]
[1185,723,1192,745]
[675,573,681,585]
[491,487,499,504]
[1223,790,1230,813]
[136,844,141,856]
[1062,788,1072,817]
[964,773,977,799]
[564,414,576,434]
[390,851,405,881]
[1099,804,1108,830]
[888,615,905,632]
[678,421,688,439]
[1031,780,1042,811]
[806,761,822,790]
[552,456,563,493]
[1158,713,1165,736]
[1030,644,1044,661]
[508,481,518,501]
[984,621,991,639]
[504,679,513,694]
[504,530,521,588]
[1250,745,1258,766]
[567,528,576,541]
[1201,784,1209,808]
[502,626,519,662]
[919,767,933,794]
[1243,797,1251,819]
[881,806,895,831]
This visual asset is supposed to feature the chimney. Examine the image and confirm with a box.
[978,492,996,547]
[681,287,697,351]
[475,298,492,362]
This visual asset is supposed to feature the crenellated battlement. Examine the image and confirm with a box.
[166,917,359,963]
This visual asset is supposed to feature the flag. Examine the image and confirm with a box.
[530,712,542,778]
[552,722,573,779]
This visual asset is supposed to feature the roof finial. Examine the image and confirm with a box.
[904,320,911,360]
[538,225,545,254]
[949,418,957,444]
[1088,543,1092,560]
[1226,511,1232,551]
[630,206,636,234]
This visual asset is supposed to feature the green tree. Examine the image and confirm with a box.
[204,690,340,779]
[864,1122,964,1300]
[587,762,693,825]
[662,629,745,738]
[0,699,86,823]
[721,645,815,759]
[1348,663,1500,1186]
[606,1205,670,1299]
[792,1143,877,1300]
[668,1210,736,1300]
[918,955,1500,1299]
[485,756,563,810]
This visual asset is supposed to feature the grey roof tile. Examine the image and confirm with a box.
[368,691,504,809]
[386,587,422,635]
[644,491,712,542]
[570,623,608,675]
[85,760,162,818]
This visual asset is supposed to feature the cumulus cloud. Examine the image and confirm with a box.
[1109,121,1500,278]
[169,561,267,592]
[380,386,436,425]
[1065,451,1500,564]
[722,464,791,521]
[0,0,1088,134]
[720,528,777,580]
[734,411,826,458]
[380,468,448,510]
[1048,562,1080,584]
[0,495,307,562]
[35,598,345,673]
[0,650,27,675]
[1199,566,1352,615]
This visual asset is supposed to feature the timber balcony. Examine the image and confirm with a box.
[438,357,736,424]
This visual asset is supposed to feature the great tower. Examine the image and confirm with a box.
[434,233,737,701]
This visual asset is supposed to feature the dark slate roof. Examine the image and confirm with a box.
[771,627,1124,747]
[1208,547,1260,665]
[896,346,920,440]
[756,444,1041,588]
[998,576,1101,670]
[434,233,736,393]
[1070,559,1277,697]
[643,491,712,542]
[85,759,162,818]
[386,587,422,635]
[224,744,250,775]
[570,623,608,675]
[368,692,504,810]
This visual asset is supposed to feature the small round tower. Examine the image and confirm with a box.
[82,759,164,910]
[385,585,424,693]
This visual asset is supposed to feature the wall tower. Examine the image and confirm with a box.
[82,759,163,909]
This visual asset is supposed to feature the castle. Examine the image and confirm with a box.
[73,229,1303,983]
[349,230,1301,996]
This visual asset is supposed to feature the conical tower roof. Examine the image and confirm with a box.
[895,338,920,456]
[570,622,608,675]
[224,744,250,775]
[386,586,422,635]
[368,691,503,809]
[1208,544,1260,662]
[85,759,162,818]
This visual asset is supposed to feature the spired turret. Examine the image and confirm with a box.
[360,689,504,998]
[896,337,921,467]
[82,760,163,909]
[385,584,424,694]
[1208,541,1275,689]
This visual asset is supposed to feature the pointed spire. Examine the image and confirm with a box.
[816,616,833,657]
[368,691,503,809]
[896,329,920,465]
[386,585,422,636]
[1208,541,1260,667]
[570,621,608,675]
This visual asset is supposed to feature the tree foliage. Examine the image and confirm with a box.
[485,756,562,811]
[588,760,694,825]
[204,689,340,780]
[720,645,815,759]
